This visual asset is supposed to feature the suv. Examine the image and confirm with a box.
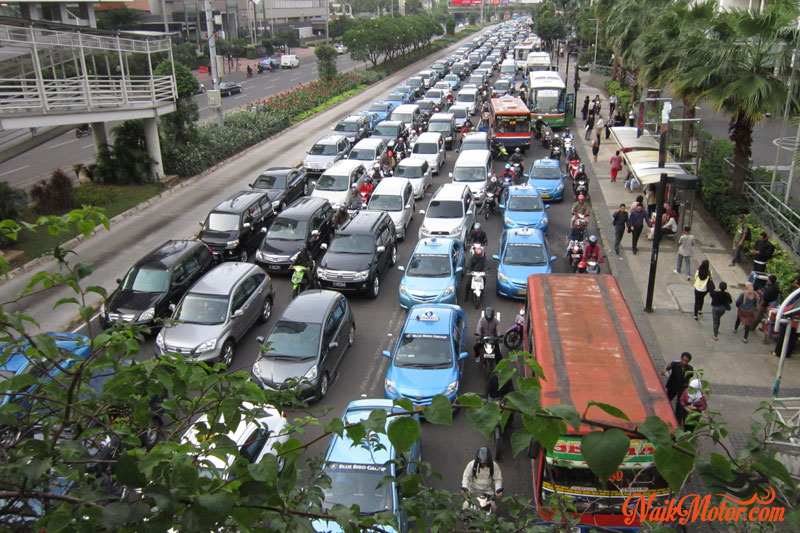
[255,197,335,273]
[199,190,275,263]
[249,167,309,213]
[155,262,275,366]
[427,112,457,149]
[304,135,351,176]
[418,183,476,243]
[348,137,388,169]
[101,240,215,329]
[332,115,371,144]
[367,178,415,241]
[311,160,367,210]
[317,211,397,299]
[369,120,407,151]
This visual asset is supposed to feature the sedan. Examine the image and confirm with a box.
[219,81,242,96]
[398,237,464,309]
[502,183,551,233]
[492,228,558,300]
[527,158,567,202]
[251,290,355,401]
[250,167,309,212]
[365,101,396,122]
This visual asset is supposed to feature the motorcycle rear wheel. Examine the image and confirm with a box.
[503,329,522,350]
[491,425,503,461]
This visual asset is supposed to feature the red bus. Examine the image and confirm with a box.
[489,97,531,149]
[524,274,678,530]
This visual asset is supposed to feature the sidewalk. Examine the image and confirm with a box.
[571,81,800,452]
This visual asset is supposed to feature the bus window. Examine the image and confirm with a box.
[495,118,530,133]
[530,89,564,114]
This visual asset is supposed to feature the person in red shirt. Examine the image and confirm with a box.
[358,177,374,200]
[583,235,602,264]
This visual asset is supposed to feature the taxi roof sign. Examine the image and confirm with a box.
[417,310,439,322]
[514,228,534,236]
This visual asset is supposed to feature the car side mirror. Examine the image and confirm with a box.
[116,278,122,285]
[321,243,328,250]
[256,336,265,344]
[397,265,405,271]
[419,209,425,214]
[376,245,386,254]
[328,341,339,350]
[242,222,251,229]
[492,254,500,261]
[261,227,267,234]
[232,309,244,318]
[382,350,391,358]
[311,229,320,237]
[551,256,558,262]
[448,172,454,178]
[169,303,176,312]
[459,351,469,360]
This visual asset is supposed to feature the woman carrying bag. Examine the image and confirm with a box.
[733,282,759,343]
[693,260,714,320]
[709,281,732,341]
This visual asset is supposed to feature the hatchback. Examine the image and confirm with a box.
[527,158,567,202]
[418,183,476,244]
[492,228,558,299]
[502,183,550,233]
[367,177,415,241]
[365,101,396,122]
[332,115,371,144]
[251,290,355,401]
[393,158,432,199]
[303,135,351,176]
[398,237,464,309]
[311,160,367,210]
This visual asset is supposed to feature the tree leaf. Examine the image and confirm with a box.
[327,415,345,437]
[654,440,695,493]
[456,392,483,407]
[581,429,630,482]
[523,413,564,453]
[505,388,541,417]
[247,454,279,482]
[423,395,452,425]
[364,408,388,435]
[115,453,146,487]
[388,416,420,455]
[101,502,131,530]
[197,492,233,522]
[585,401,630,421]
[46,509,73,532]
[638,416,673,448]
[510,428,533,457]
[548,404,581,432]
[466,401,500,438]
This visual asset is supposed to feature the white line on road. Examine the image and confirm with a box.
[361,306,404,394]
[265,85,276,90]
[51,138,79,149]
[0,165,30,177]
[82,143,94,149]
[290,76,301,82]
[233,94,246,99]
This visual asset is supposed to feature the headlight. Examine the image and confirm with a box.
[304,365,318,381]
[504,217,514,225]
[196,339,217,353]
[557,183,564,191]
[498,272,508,282]
[252,362,262,379]
[317,267,329,278]
[385,378,396,394]
[225,239,239,249]
[443,285,455,296]
[138,307,155,322]
[445,380,459,395]
[156,332,165,351]
[399,284,408,295]
[353,269,370,281]
[255,250,266,261]
[541,217,548,226]
[449,227,461,236]
[290,251,300,262]
[445,136,453,141]
[272,200,281,209]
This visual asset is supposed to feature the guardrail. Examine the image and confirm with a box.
[0,75,176,114]
[743,181,800,257]
[766,398,800,481]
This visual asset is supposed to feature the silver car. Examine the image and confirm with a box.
[303,134,351,175]
[394,158,432,199]
[156,262,274,366]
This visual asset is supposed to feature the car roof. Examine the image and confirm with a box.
[417,131,442,142]
[315,134,347,145]
[326,159,364,175]
[432,182,468,201]
[189,262,259,296]
[341,115,366,123]
[136,240,205,270]
[326,399,400,465]
[393,104,420,112]
[413,237,455,255]
[211,190,267,214]
[429,112,454,121]
[533,158,560,167]
[458,87,479,94]
[278,196,329,218]
[278,289,339,323]
[404,304,459,336]
[397,157,425,168]
[353,137,384,149]
[258,167,295,177]
[376,120,403,128]
[455,149,490,165]
[508,183,542,197]
[339,210,387,234]
[505,227,546,244]
[462,131,489,141]
[373,177,410,195]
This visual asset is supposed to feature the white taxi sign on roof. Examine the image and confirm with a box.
[514,228,534,236]
[424,238,439,245]
[417,310,439,322]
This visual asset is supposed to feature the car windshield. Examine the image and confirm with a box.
[508,195,544,212]
[451,107,468,119]
[316,173,349,191]
[395,165,422,178]
[373,125,398,137]
[368,194,403,212]
[177,294,228,325]
[426,91,442,99]
[264,320,321,358]
[457,93,476,103]
[121,266,170,293]
[407,254,451,277]
[453,167,486,182]
[206,212,240,232]
[349,149,375,161]
[413,143,438,155]
[394,334,453,368]
[392,113,412,124]
[495,81,511,91]
[253,174,287,188]
[530,88,564,114]
[310,144,337,156]
[334,121,359,133]
[445,75,459,82]
[503,243,548,266]
[461,138,487,151]
[532,166,562,179]
[267,218,307,240]
[322,463,393,514]
[387,93,403,101]
[426,200,463,218]
[329,234,374,254]
[369,103,389,113]
[428,122,451,133]
[407,78,422,87]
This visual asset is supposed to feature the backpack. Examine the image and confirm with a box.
[743,226,751,242]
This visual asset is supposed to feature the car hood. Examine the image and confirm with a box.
[500,261,552,282]
[259,238,304,256]
[162,323,223,351]
[371,134,397,144]
[505,210,546,226]
[304,154,337,167]
[387,364,458,396]
[528,177,562,192]
[253,357,316,385]
[402,274,454,293]
[460,181,486,196]
[422,217,464,234]
[106,290,163,314]
[200,229,237,245]
[320,251,372,272]
[311,189,349,207]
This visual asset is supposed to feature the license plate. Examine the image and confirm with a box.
[517,289,526,295]
[332,281,347,288]
[268,265,281,270]
[415,405,425,411]
[484,352,495,359]
[541,194,550,198]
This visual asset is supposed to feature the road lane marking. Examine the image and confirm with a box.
[290,76,301,82]
[82,143,94,149]
[361,306,405,395]
[51,139,79,149]
[233,94,246,99]
[265,85,275,90]
[0,164,30,177]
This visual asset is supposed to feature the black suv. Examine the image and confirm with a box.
[316,211,397,299]
[249,167,309,213]
[199,190,275,263]
[255,197,335,273]
[333,115,372,145]
[101,240,215,329]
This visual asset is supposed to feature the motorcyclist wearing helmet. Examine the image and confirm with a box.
[510,147,524,164]
[474,306,501,362]
[467,223,488,247]
[562,127,573,141]
[572,195,590,218]
[465,244,487,302]
[358,176,374,199]
[461,447,503,511]
[500,164,514,181]
[291,246,315,291]
[534,115,545,136]
[371,163,383,184]
[567,214,587,243]
[394,137,407,157]
[485,175,501,209]
[381,157,394,176]
[573,164,589,185]
[583,235,602,264]
[333,205,350,228]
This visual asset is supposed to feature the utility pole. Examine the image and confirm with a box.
[593,17,599,71]
[160,0,169,32]
[204,0,224,128]
[326,0,330,44]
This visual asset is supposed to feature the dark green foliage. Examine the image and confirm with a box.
[0,181,27,221]
[29,169,74,214]
[468,13,477,26]
[172,42,204,70]
[92,121,153,185]
[329,16,357,39]
[260,39,275,58]
[71,184,124,208]
[276,29,300,51]
[315,44,338,81]
[446,18,456,35]
[95,7,143,31]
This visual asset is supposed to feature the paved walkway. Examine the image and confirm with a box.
[571,82,800,454]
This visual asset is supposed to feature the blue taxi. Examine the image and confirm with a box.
[501,183,550,233]
[365,101,396,122]
[526,158,567,202]
[311,399,420,533]
[493,228,558,299]
[397,238,464,309]
[383,305,468,408]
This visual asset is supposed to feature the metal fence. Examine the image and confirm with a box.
[743,181,800,257]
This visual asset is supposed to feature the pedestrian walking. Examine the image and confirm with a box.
[662,352,693,408]
[627,203,649,254]
[693,260,714,319]
[733,282,759,343]
[581,96,590,121]
[609,94,618,115]
[729,214,750,266]
[612,204,628,255]
[674,226,695,280]
[755,274,780,341]
[677,378,707,431]
[709,281,733,341]
[584,113,595,141]
[628,108,636,127]
[631,194,644,211]
[751,232,775,273]
[590,137,599,162]
[594,116,605,145]
[609,150,623,182]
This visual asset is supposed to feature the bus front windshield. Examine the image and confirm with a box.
[494,115,530,133]
[530,88,564,114]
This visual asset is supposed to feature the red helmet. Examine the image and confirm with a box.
[387,151,394,157]
[578,260,587,270]
[578,195,585,201]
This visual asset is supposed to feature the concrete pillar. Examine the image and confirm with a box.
[53,2,71,23]
[21,3,42,20]
[143,117,165,181]
[90,121,108,148]
[79,3,97,28]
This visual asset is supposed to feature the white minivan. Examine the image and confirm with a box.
[499,58,516,78]
[455,88,479,115]
[450,149,491,206]
[391,104,422,133]
[280,54,300,68]
[411,132,446,175]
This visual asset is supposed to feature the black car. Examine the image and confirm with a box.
[101,240,215,329]
[199,190,275,263]
[249,167,310,213]
[316,211,397,299]
[370,120,407,150]
[219,81,242,96]
[251,290,355,401]
[332,115,372,145]
[255,197,335,273]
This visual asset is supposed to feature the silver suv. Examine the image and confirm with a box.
[303,134,351,175]
[156,262,274,366]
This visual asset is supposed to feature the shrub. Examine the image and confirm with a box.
[0,181,27,222]
[315,44,338,82]
[446,18,456,35]
[71,184,123,208]
[92,121,153,185]
[30,169,74,214]
[469,13,477,25]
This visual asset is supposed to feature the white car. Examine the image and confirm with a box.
[280,54,299,68]
[410,132,446,174]
[367,178,415,241]
[335,44,347,55]
[394,158,432,199]
[311,159,367,209]
[418,183,477,243]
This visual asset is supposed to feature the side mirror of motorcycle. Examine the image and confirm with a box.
[397,265,405,271]
[376,245,386,254]
[492,254,500,261]
[311,229,320,237]
[256,336,265,344]
[320,243,328,250]
[261,227,267,234]
[382,350,391,358]
[459,351,469,360]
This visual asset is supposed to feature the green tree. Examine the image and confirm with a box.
[530,2,567,49]
[469,13,477,26]
[0,181,27,223]
[329,15,357,39]
[276,28,300,51]
[405,0,423,15]
[92,121,153,185]
[446,17,456,35]
[95,7,143,31]
[154,60,198,144]
[315,44,338,81]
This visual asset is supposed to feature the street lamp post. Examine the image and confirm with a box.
[325,0,330,44]
[593,17,599,71]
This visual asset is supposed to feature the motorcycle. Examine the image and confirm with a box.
[586,258,601,274]
[491,139,510,161]
[573,177,589,199]
[549,134,562,160]
[510,161,523,183]
[541,127,552,148]
[503,306,525,350]
[568,158,581,179]
[465,493,496,517]
[566,242,585,273]
[75,124,91,138]
[475,333,502,372]
[483,190,498,219]
[468,270,486,309]
[359,189,372,210]
[291,263,317,298]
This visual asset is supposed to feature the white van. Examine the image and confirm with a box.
[367,178,415,240]
[391,104,422,133]
[411,132,446,174]
[455,88,479,115]
[280,54,299,68]
[500,58,516,78]
[450,149,491,205]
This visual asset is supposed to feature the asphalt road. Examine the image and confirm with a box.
[0,53,365,190]
[1,29,600,519]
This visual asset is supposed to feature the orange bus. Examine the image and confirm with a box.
[489,97,531,149]
[524,274,678,531]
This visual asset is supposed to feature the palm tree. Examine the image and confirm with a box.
[673,0,799,198]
